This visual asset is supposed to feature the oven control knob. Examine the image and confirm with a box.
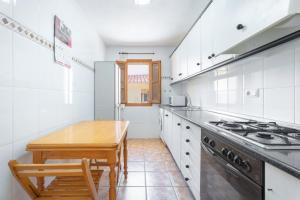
[209,140,215,148]
[221,148,228,156]
[242,161,251,172]
[203,136,209,143]
[234,155,243,166]
[227,151,235,161]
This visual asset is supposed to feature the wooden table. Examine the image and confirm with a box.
[26,120,129,200]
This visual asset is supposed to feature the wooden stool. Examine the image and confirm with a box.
[9,159,103,200]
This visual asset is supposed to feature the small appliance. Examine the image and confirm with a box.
[168,96,186,107]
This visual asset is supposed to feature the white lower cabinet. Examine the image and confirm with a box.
[265,163,300,200]
[163,110,201,200]
[171,115,182,167]
[163,110,173,148]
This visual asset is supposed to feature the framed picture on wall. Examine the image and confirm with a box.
[54,15,72,68]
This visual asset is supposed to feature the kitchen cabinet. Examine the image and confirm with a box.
[265,163,300,200]
[180,120,201,200]
[212,0,300,55]
[171,114,182,167]
[163,110,173,148]
[161,109,202,200]
[200,1,234,70]
[171,44,188,82]
[186,19,202,76]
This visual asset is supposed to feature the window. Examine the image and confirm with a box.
[118,59,161,106]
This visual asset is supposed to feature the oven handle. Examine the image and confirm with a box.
[201,142,245,179]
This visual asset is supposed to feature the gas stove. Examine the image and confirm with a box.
[207,120,300,149]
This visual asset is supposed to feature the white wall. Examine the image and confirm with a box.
[182,37,300,125]
[0,0,105,199]
[106,46,175,138]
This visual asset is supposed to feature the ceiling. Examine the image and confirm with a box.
[75,0,209,46]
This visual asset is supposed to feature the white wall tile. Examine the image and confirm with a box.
[13,0,39,33]
[38,90,60,132]
[227,63,243,90]
[295,41,300,86]
[0,144,12,200]
[228,89,243,113]
[0,26,13,87]
[243,89,264,117]
[0,87,13,146]
[264,87,294,123]
[296,87,300,124]
[0,0,12,17]
[243,57,264,89]
[13,88,39,142]
[13,34,40,88]
[264,44,294,88]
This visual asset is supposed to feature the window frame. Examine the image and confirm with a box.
[125,59,153,107]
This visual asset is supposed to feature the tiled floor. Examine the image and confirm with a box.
[98,139,195,200]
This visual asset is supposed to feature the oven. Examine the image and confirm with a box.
[200,128,264,200]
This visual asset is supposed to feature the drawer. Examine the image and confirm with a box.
[181,143,200,171]
[181,164,200,200]
[181,132,201,156]
[182,120,201,140]
[181,153,200,187]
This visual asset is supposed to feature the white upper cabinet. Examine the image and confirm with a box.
[214,0,300,55]
[171,0,300,83]
[187,19,202,76]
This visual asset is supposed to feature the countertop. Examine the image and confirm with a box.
[160,105,300,179]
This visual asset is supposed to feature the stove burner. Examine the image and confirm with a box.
[256,123,270,128]
[256,132,274,139]
[223,123,242,128]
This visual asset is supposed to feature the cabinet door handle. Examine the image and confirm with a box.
[196,63,201,66]
[186,126,190,129]
[208,55,212,59]
[178,73,182,76]
[236,24,245,30]
[267,188,273,191]
[185,165,190,168]
[186,139,190,143]
[185,152,190,155]
[211,53,215,57]
[185,177,189,181]
[165,114,168,117]
[177,123,181,126]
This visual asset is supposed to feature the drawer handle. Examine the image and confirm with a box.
[236,24,245,30]
[186,126,190,129]
[267,188,273,192]
[185,165,190,168]
[178,73,182,76]
[186,139,190,143]
[177,123,181,126]
[165,114,168,117]
[185,177,189,181]
[196,63,200,66]
[185,152,190,156]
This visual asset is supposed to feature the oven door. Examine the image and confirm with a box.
[200,143,263,200]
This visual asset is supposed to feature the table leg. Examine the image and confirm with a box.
[123,132,128,179]
[109,152,117,200]
[33,152,44,191]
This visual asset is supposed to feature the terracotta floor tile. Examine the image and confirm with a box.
[145,161,167,172]
[146,172,172,186]
[122,161,145,172]
[119,172,145,186]
[147,187,178,200]
[117,187,147,200]
[173,187,195,200]
[168,171,187,187]
[165,161,180,172]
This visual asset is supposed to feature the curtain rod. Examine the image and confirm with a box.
[118,52,155,55]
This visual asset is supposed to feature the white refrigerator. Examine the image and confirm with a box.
[94,61,122,120]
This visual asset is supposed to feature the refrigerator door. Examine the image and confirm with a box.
[95,61,117,120]
[114,64,121,120]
